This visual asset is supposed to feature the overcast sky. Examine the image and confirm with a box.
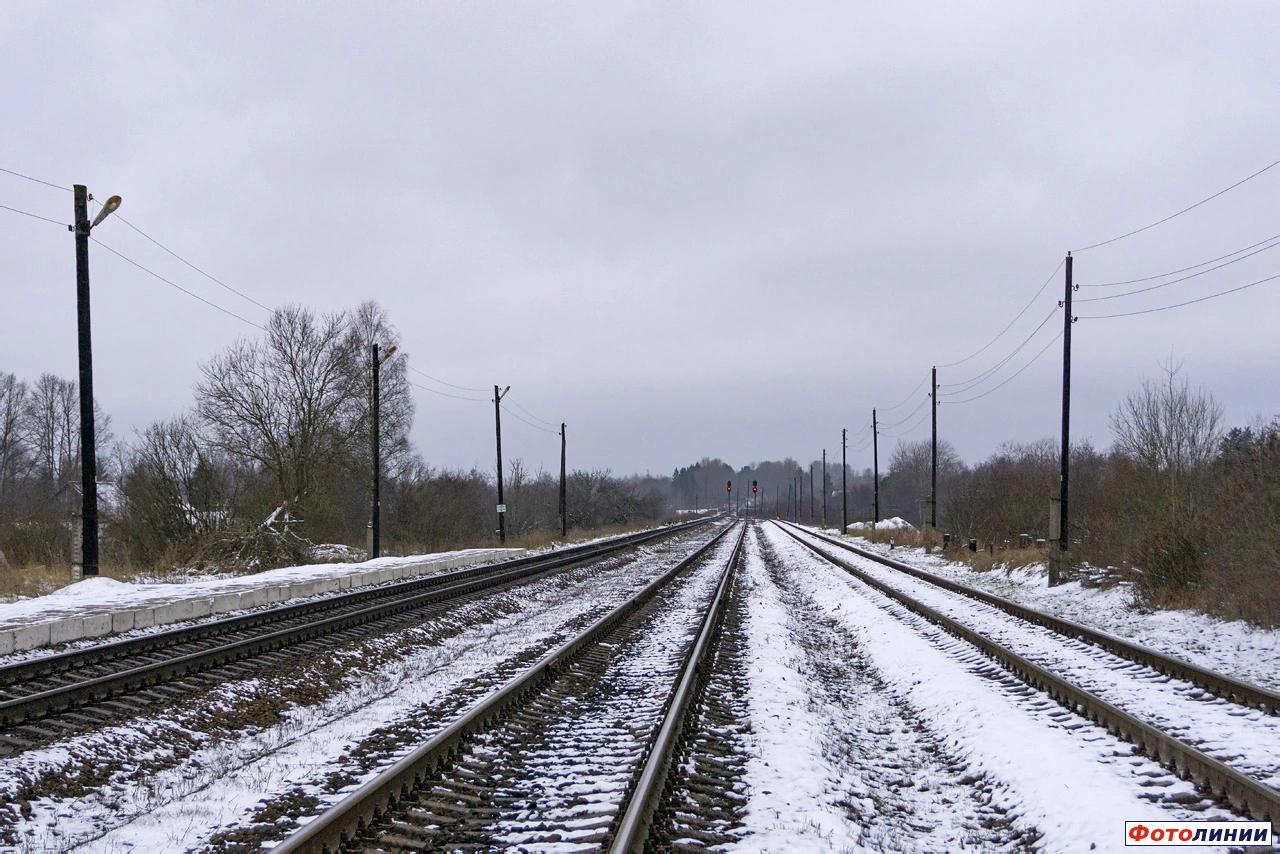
[2,3,1278,478]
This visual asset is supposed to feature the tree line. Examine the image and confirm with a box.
[673,364,1280,626]
[0,302,672,576]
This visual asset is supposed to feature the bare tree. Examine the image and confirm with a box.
[0,372,30,507]
[196,305,366,526]
[1110,360,1222,517]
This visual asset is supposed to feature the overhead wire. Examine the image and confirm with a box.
[944,329,1064,405]
[91,237,268,331]
[507,396,559,429]
[406,379,487,402]
[876,395,927,430]
[939,305,1060,394]
[1080,231,1280,287]
[936,259,1063,369]
[1077,271,1280,319]
[1072,158,1280,253]
[1,204,68,229]
[112,215,272,312]
[878,405,931,438]
[1077,237,1280,303]
[504,407,560,435]
[0,166,70,193]
[878,377,927,412]
[407,365,489,394]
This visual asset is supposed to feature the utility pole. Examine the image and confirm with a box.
[822,448,827,526]
[70,185,121,579]
[493,384,510,543]
[369,343,381,558]
[872,408,880,525]
[841,428,848,534]
[1056,252,1075,585]
[559,422,567,537]
[930,366,938,529]
[809,463,815,524]
[73,186,98,578]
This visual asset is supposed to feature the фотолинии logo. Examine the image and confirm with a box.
[1125,821,1273,847]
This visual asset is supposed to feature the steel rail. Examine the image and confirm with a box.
[0,518,715,727]
[775,521,1280,821]
[780,521,1280,714]
[273,521,741,854]
[609,521,747,852]
[1,517,712,687]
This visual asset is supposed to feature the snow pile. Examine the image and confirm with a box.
[847,516,913,531]
[0,548,521,630]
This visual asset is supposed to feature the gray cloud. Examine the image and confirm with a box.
[2,2,1278,477]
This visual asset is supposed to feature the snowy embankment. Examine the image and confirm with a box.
[817,526,1280,693]
[0,547,523,656]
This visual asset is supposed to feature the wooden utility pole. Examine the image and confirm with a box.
[559,422,567,537]
[1055,252,1075,585]
[493,384,509,543]
[73,186,98,578]
[930,366,938,529]
[841,428,848,534]
[872,408,880,525]
[369,343,382,558]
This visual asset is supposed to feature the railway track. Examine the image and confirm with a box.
[272,521,748,853]
[0,518,715,751]
[773,520,1280,822]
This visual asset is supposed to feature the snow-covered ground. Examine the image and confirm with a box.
[0,527,723,852]
[750,522,1234,852]
[815,525,1280,693]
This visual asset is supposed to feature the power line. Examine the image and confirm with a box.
[91,237,268,331]
[0,166,70,193]
[877,395,927,429]
[504,407,559,435]
[1077,271,1280,319]
[406,379,487,402]
[879,406,930,438]
[944,329,1063,405]
[1,203,68,228]
[936,259,1063,369]
[939,305,1059,393]
[407,365,488,394]
[1080,231,1280,287]
[507,396,558,429]
[1072,158,1280,253]
[113,214,272,312]
[1077,236,1280,303]
[878,377,926,413]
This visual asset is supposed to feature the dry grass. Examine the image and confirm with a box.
[0,517,681,604]
[853,527,1047,574]
[0,561,153,601]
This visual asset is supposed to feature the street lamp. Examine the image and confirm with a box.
[72,185,121,579]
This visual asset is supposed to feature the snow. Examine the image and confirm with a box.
[846,516,914,531]
[0,548,520,629]
[821,527,1280,693]
[760,523,1225,851]
[4,531,726,851]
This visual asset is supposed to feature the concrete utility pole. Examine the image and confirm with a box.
[872,408,880,525]
[493,384,510,543]
[1055,252,1075,585]
[930,366,938,529]
[841,428,848,534]
[821,448,827,526]
[559,422,567,537]
[71,185,121,579]
[809,462,815,524]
